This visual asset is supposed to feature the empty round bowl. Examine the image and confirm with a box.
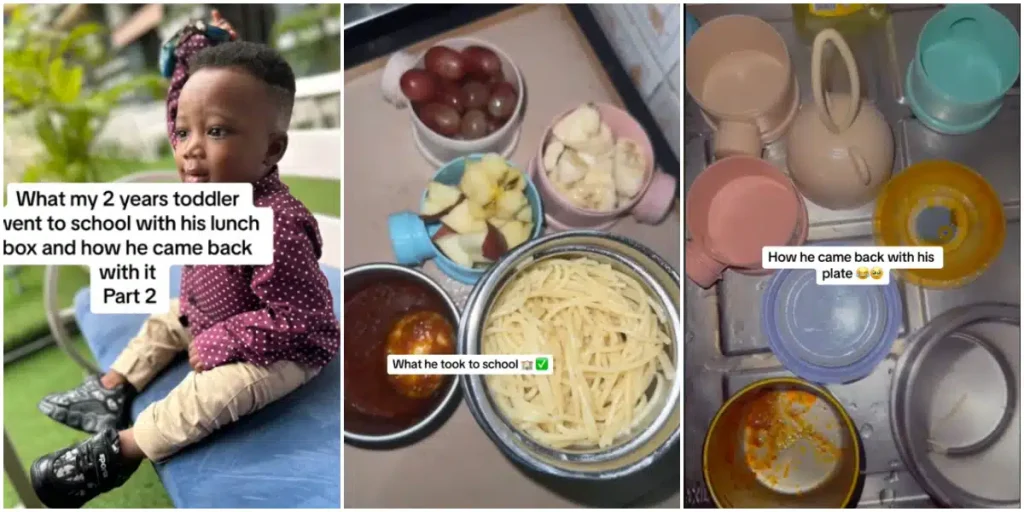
[685,155,808,288]
[344,263,462,447]
[891,303,1020,507]
[703,377,861,507]
[905,5,1020,134]
[387,153,544,285]
[874,160,1005,288]
[762,242,903,384]
[531,103,677,231]
[381,37,525,167]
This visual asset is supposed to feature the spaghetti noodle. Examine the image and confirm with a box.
[483,257,675,449]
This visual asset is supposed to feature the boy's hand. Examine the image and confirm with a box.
[188,343,208,373]
[210,9,238,40]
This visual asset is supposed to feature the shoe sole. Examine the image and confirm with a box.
[38,401,118,434]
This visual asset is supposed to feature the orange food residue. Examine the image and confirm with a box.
[742,389,841,483]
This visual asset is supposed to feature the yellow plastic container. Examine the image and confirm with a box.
[793,4,890,41]
[873,160,1005,289]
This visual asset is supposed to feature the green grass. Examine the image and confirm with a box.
[4,266,89,350]
[3,338,173,508]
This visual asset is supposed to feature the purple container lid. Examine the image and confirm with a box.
[761,246,902,384]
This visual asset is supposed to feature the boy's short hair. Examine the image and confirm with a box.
[189,41,296,131]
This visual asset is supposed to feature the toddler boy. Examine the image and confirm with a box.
[29,12,340,508]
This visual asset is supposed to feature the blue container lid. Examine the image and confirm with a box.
[388,211,435,266]
[762,255,902,384]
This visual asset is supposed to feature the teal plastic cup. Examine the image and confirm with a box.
[906,5,1020,134]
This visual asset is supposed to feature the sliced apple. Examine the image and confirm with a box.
[514,203,533,223]
[467,201,488,220]
[439,201,477,234]
[495,189,528,220]
[460,163,497,207]
[481,222,509,261]
[431,224,456,242]
[453,227,498,263]
[478,153,508,182]
[434,233,473,267]
[499,168,526,193]
[522,222,535,240]
[420,181,464,220]
[456,231,485,263]
[427,155,537,268]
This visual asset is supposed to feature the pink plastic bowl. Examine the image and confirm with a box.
[685,156,807,289]
[530,103,677,231]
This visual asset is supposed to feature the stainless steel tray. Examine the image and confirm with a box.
[683,5,1021,507]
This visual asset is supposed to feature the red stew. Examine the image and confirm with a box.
[344,278,453,434]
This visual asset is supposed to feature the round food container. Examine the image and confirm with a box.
[762,243,902,384]
[891,303,1020,507]
[530,103,677,231]
[703,377,861,507]
[388,154,544,285]
[381,37,525,167]
[686,15,801,157]
[905,5,1020,135]
[459,231,680,479]
[874,160,1005,288]
[344,263,462,447]
[685,155,808,288]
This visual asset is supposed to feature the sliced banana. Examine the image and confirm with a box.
[555,149,588,186]
[547,104,645,212]
[542,140,564,174]
[573,122,615,154]
[613,139,646,199]
[552,104,601,148]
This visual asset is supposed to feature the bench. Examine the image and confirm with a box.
[40,158,341,507]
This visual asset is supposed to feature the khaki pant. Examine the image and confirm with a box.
[110,300,319,461]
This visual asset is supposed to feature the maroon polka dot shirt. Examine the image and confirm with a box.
[167,32,339,371]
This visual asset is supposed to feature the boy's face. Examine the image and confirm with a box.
[173,67,286,184]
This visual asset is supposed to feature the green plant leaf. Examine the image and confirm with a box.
[91,74,166,105]
[47,58,66,99]
[20,164,43,183]
[4,9,167,186]
[57,23,104,58]
[33,109,63,155]
[65,162,87,183]
[54,65,84,104]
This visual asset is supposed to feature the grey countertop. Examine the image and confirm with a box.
[683,4,1021,507]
